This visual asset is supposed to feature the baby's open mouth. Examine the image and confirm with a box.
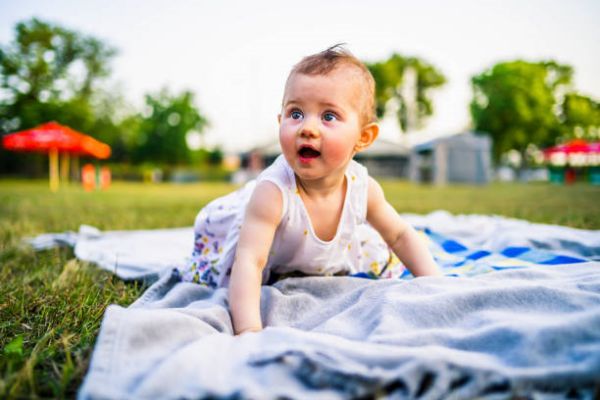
[298,146,321,159]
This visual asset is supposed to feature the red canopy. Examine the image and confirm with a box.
[2,121,111,191]
[543,139,600,168]
[543,139,600,156]
[2,121,111,159]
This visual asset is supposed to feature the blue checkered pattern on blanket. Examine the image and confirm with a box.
[419,228,586,278]
[354,228,588,280]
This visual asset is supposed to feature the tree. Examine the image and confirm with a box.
[134,89,208,165]
[0,18,118,174]
[88,87,143,163]
[0,18,116,133]
[366,54,446,132]
[560,93,600,140]
[470,60,573,162]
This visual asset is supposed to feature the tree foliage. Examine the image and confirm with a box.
[134,89,208,165]
[0,18,116,133]
[0,18,119,173]
[560,93,600,140]
[469,60,598,161]
[366,54,446,131]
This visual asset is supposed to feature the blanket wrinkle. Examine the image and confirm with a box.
[247,345,514,399]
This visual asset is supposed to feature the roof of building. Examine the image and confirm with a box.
[412,131,490,151]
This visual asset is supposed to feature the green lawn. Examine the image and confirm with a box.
[0,179,599,398]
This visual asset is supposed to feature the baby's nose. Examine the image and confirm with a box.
[298,117,320,137]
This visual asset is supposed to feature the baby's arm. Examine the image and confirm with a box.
[228,181,282,335]
[366,177,442,277]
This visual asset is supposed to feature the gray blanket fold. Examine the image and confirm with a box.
[80,263,600,399]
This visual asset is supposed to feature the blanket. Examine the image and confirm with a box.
[30,210,600,282]
[29,212,600,398]
[78,264,600,399]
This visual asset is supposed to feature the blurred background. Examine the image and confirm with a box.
[0,0,599,186]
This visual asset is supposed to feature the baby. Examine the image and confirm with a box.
[179,45,441,335]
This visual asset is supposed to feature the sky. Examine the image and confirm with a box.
[1,0,599,152]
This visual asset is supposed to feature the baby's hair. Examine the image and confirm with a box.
[286,44,377,124]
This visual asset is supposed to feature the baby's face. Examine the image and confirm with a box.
[278,67,365,182]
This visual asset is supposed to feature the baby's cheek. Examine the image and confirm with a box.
[325,137,355,162]
[279,129,296,156]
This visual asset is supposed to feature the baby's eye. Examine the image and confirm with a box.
[323,112,337,122]
[290,110,303,120]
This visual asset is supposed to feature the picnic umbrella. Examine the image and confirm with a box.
[2,121,111,191]
[543,139,600,167]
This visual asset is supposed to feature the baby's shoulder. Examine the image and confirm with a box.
[246,180,284,224]
[253,179,284,197]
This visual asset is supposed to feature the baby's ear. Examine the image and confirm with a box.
[355,123,379,152]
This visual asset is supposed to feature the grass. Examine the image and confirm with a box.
[379,179,600,229]
[0,178,599,398]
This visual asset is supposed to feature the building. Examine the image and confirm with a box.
[238,131,491,185]
[242,137,410,179]
[409,131,492,185]
[353,138,410,178]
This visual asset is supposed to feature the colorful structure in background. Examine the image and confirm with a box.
[1,121,111,191]
[543,139,600,184]
[82,164,112,191]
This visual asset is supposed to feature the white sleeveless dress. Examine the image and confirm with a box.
[178,155,405,287]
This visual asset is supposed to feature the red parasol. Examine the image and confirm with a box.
[2,121,111,158]
[543,139,596,154]
[543,139,600,168]
[2,121,111,191]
